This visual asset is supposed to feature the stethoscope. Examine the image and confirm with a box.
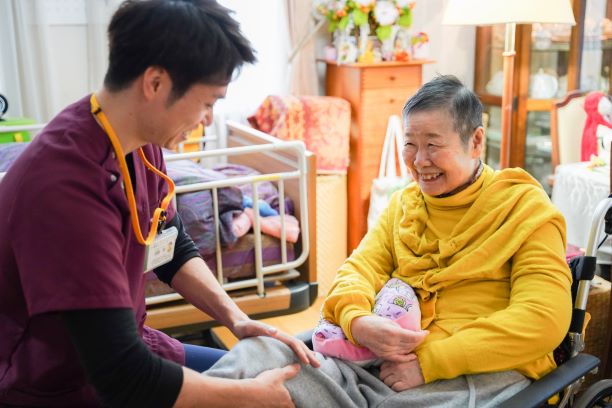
[90,93,175,246]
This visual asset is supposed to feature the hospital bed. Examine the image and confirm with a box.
[143,121,318,334]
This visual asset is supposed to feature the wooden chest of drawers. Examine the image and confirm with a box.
[324,61,430,252]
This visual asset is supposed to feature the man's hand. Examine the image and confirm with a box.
[232,319,321,368]
[351,315,428,362]
[379,356,425,392]
[182,364,300,407]
[170,259,319,368]
[245,364,301,407]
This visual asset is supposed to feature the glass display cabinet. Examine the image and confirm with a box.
[474,0,611,192]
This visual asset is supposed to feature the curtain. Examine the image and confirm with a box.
[0,0,120,122]
[215,0,291,121]
[9,0,59,122]
[85,0,122,92]
[285,0,318,95]
[0,1,21,118]
[1,0,293,125]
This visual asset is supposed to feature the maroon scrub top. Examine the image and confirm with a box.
[0,96,185,406]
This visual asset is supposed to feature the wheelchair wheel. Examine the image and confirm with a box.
[573,379,612,408]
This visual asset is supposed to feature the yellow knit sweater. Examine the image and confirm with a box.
[323,165,572,383]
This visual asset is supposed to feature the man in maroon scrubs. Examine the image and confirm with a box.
[0,1,318,407]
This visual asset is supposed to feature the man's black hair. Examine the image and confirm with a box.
[104,0,256,101]
[402,75,483,145]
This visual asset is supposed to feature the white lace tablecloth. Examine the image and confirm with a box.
[551,162,610,249]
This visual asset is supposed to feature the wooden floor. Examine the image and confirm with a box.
[211,297,324,349]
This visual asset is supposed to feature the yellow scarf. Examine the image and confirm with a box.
[394,165,567,327]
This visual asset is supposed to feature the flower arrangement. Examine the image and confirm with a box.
[314,0,426,63]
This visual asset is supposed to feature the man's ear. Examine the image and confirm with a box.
[471,126,485,159]
[142,66,167,101]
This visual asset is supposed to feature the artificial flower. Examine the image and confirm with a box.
[373,1,399,26]
[313,0,330,17]
[411,31,429,45]
[350,0,375,25]
[394,0,415,9]
[353,0,375,7]
[330,0,349,14]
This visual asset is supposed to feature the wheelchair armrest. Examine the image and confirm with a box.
[498,353,600,408]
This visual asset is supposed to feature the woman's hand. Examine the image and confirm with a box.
[232,319,321,368]
[379,355,425,392]
[245,364,301,407]
[351,315,428,362]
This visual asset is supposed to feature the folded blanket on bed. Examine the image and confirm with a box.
[243,208,299,243]
[166,159,243,256]
[166,160,297,257]
[214,164,294,215]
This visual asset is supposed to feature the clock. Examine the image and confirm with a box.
[0,94,8,120]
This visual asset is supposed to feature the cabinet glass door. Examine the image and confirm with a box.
[525,21,574,194]
[580,0,612,94]
[475,3,610,194]
[475,25,505,97]
[477,25,504,171]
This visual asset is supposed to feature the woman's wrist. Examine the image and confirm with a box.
[350,315,370,346]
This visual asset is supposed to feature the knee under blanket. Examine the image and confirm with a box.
[204,337,530,408]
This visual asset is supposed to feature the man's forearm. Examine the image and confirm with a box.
[171,257,248,330]
[174,367,248,407]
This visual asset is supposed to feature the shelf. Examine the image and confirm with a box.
[525,99,554,111]
[476,93,555,112]
[491,37,612,52]
[491,42,570,52]
[477,93,502,106]
[487,129,551,157]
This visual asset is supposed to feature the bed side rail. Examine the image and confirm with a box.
[224,121,317,286]
[147,133,310,305]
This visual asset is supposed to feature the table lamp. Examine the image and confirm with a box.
[442,0,576,168]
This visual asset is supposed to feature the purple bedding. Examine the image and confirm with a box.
[166,159,243,256]
[202,233,295,281]
[0,143,28,172]
[165,160,296,256]
[152,159,297,298]
[214,164,294,215]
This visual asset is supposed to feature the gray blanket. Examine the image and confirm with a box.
[204,337,530,408]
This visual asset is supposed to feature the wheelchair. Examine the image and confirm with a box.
[499,195,612,408]
[298,195,612,408]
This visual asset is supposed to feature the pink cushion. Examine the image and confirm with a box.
[313,278,421,363]
[248,95,350,172]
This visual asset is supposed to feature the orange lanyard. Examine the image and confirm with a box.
[90,93,175,245]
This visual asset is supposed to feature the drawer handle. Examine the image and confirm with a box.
[389,75,396,81]
[389,98,396,104]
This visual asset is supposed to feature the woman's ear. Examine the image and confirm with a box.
[471,126,485,159]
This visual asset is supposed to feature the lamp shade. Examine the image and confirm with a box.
[442,0,575,26]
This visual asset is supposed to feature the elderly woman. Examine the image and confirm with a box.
[205,75,572,408]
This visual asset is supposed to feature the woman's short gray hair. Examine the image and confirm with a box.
[402,75,483,146]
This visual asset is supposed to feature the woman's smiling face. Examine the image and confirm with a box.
[402,109,482,196]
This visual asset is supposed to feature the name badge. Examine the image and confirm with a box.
[143,226,178,273]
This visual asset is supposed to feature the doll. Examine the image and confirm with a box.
[581,92,612,162]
